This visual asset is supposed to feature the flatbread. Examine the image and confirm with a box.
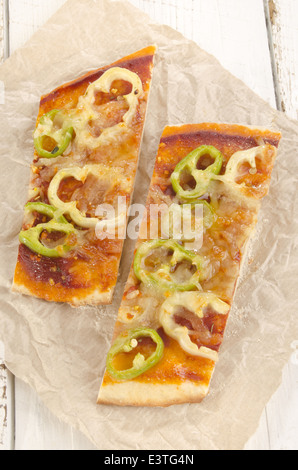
[97,122,281,406]
[12,46,156,306]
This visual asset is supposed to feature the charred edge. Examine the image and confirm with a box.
[40,54,155,106]
[160,129,281,150]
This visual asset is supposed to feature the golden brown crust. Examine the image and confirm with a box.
[98,380,209,407]
[161,122,281,146]
[40,45,156,108]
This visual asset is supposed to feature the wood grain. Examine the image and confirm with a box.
[0,342,14,450]
[8,0,67,54]
[0,1,3,62]
[268,0,298,119]
[15,379,96,450]
[129,0,277,108]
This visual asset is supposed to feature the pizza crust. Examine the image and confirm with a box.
[12,278,113,306]
[97,379,210,407]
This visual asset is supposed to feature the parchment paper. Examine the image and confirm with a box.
[0,0,298,450]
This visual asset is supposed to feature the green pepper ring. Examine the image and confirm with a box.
[34,109,74,159]
[106,327,164,381]
[19,220,77,258]
[133,239,205,291]
[171,145,223,201]
[25,201,69,224]
[19,202,77,258]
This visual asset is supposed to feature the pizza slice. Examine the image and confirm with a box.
[97,122,281,406]
[13,46,156,306]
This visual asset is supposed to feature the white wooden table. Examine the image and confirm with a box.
[0,0,298,450]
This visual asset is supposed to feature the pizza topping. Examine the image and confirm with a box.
[82,67,143,126]
[214,145,277,198]
[73,67,144,150]
[23,201,68,223]
[159,292,230,361]
[133,239,205,292]
[34,67,143,157]
[47,164,128,229]
[106,327,164,380]
[48,166,100,228]
[170,144,277,202]
[19,202,77,258]
[34,109,74,159]
[171,145,223,201]
[14,47,156,308]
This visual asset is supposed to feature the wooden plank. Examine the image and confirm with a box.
[267,0,298,119]
[0,0,3,62]
[262,0,298,451]
[246,352,298,450]
[8,0,67,54]
[0,0,9,62]
[0,2,13,450]
[15,380,96,450]
[244,409,270,450]
[129,0,277,108]
[0,342,14,450]
[0,2,8,451]
[265,360,298,450]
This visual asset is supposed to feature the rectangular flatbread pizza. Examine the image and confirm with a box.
[97,122,281,407]
[12,46,156,306]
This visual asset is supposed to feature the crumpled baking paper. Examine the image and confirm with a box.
[0,0,297,450]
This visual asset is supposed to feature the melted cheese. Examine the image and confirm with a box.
[95,201,127,240]
[215,145,275,196]
[34,67,143,157]
[159,291,230,361]
[83,67,143,125]
[72,67,143,150]
[48,164,129,228]
[161,203,204,241]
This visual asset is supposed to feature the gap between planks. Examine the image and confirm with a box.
[268,0,298,119]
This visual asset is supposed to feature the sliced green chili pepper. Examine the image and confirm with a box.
[106,327,164,381]
[133,239,205,291]
[171,145,223,201]
[19,202,77,258]
[24,201,69,224]
[34,109,74,159]
[19,220,77,258]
